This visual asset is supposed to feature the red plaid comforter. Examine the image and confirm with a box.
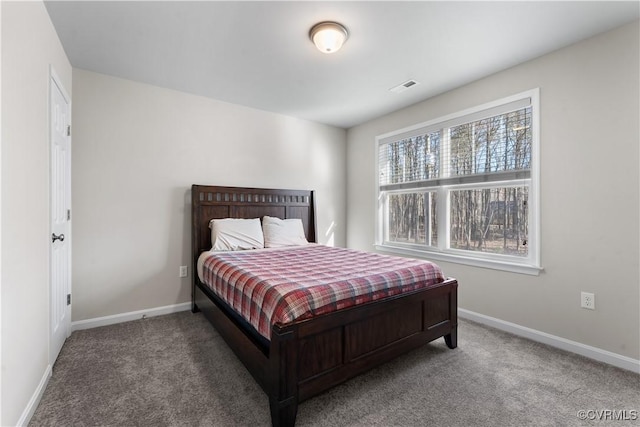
[200,245,445,340]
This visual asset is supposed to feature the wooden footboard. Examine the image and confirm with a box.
[267,278,457,426]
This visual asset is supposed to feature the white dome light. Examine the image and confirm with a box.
[309,22,349,54]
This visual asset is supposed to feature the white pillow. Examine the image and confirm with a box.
[210,218,264,251]
[262,216,308,248]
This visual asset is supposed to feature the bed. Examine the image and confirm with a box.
[191,184,458,427]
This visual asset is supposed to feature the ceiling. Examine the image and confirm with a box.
[45,1,639,129]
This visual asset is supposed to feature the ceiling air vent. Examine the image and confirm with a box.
[389,79,419,94]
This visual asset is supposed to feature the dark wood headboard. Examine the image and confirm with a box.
[192,185,317,263]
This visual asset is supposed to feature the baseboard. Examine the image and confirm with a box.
[71,302,191,332]
[458,308,640,374]
[17,364,52,426]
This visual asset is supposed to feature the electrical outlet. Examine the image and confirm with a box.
[581,292,595,310]
[179,265,188,278]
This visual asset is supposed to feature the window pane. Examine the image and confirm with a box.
[379,131,440,185]
[449,107,531,176]
[449,187,528,256]
[386,192,437,245]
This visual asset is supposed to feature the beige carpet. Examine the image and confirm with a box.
[29,312,639,426]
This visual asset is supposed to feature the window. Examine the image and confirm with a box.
[376,90,540,275]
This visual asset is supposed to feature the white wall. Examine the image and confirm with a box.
[72,69,347,321]
[1,1,72,425]
[346,21,639,360]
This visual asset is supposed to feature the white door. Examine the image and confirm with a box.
[50,70,71,364]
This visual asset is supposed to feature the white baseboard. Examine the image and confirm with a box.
[458,308,640,374]
[17,364,52,426]
[71,302,191,332]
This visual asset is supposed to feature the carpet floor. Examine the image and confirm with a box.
[29,312,639,426]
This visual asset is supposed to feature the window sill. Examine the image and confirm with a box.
[374,244,543,276]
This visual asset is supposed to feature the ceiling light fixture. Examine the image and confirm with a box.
[309,21,349,54]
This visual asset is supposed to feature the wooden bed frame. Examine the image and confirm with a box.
[191,184,458,427]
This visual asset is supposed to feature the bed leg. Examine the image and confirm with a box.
[444,327,457,349]
[269,397,298,427]
[192,279,199,313]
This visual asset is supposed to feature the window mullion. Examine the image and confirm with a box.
[438,188,448,252]
[438,127,449,251]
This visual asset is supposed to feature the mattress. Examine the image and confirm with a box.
[197,244,445,340]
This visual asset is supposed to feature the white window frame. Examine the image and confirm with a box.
[375,89,541,275]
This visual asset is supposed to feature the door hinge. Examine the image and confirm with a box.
[67,125,71,136]
[67,294,71,305]
[67,209,71,221]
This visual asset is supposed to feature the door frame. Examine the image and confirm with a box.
[49,65,72,364]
